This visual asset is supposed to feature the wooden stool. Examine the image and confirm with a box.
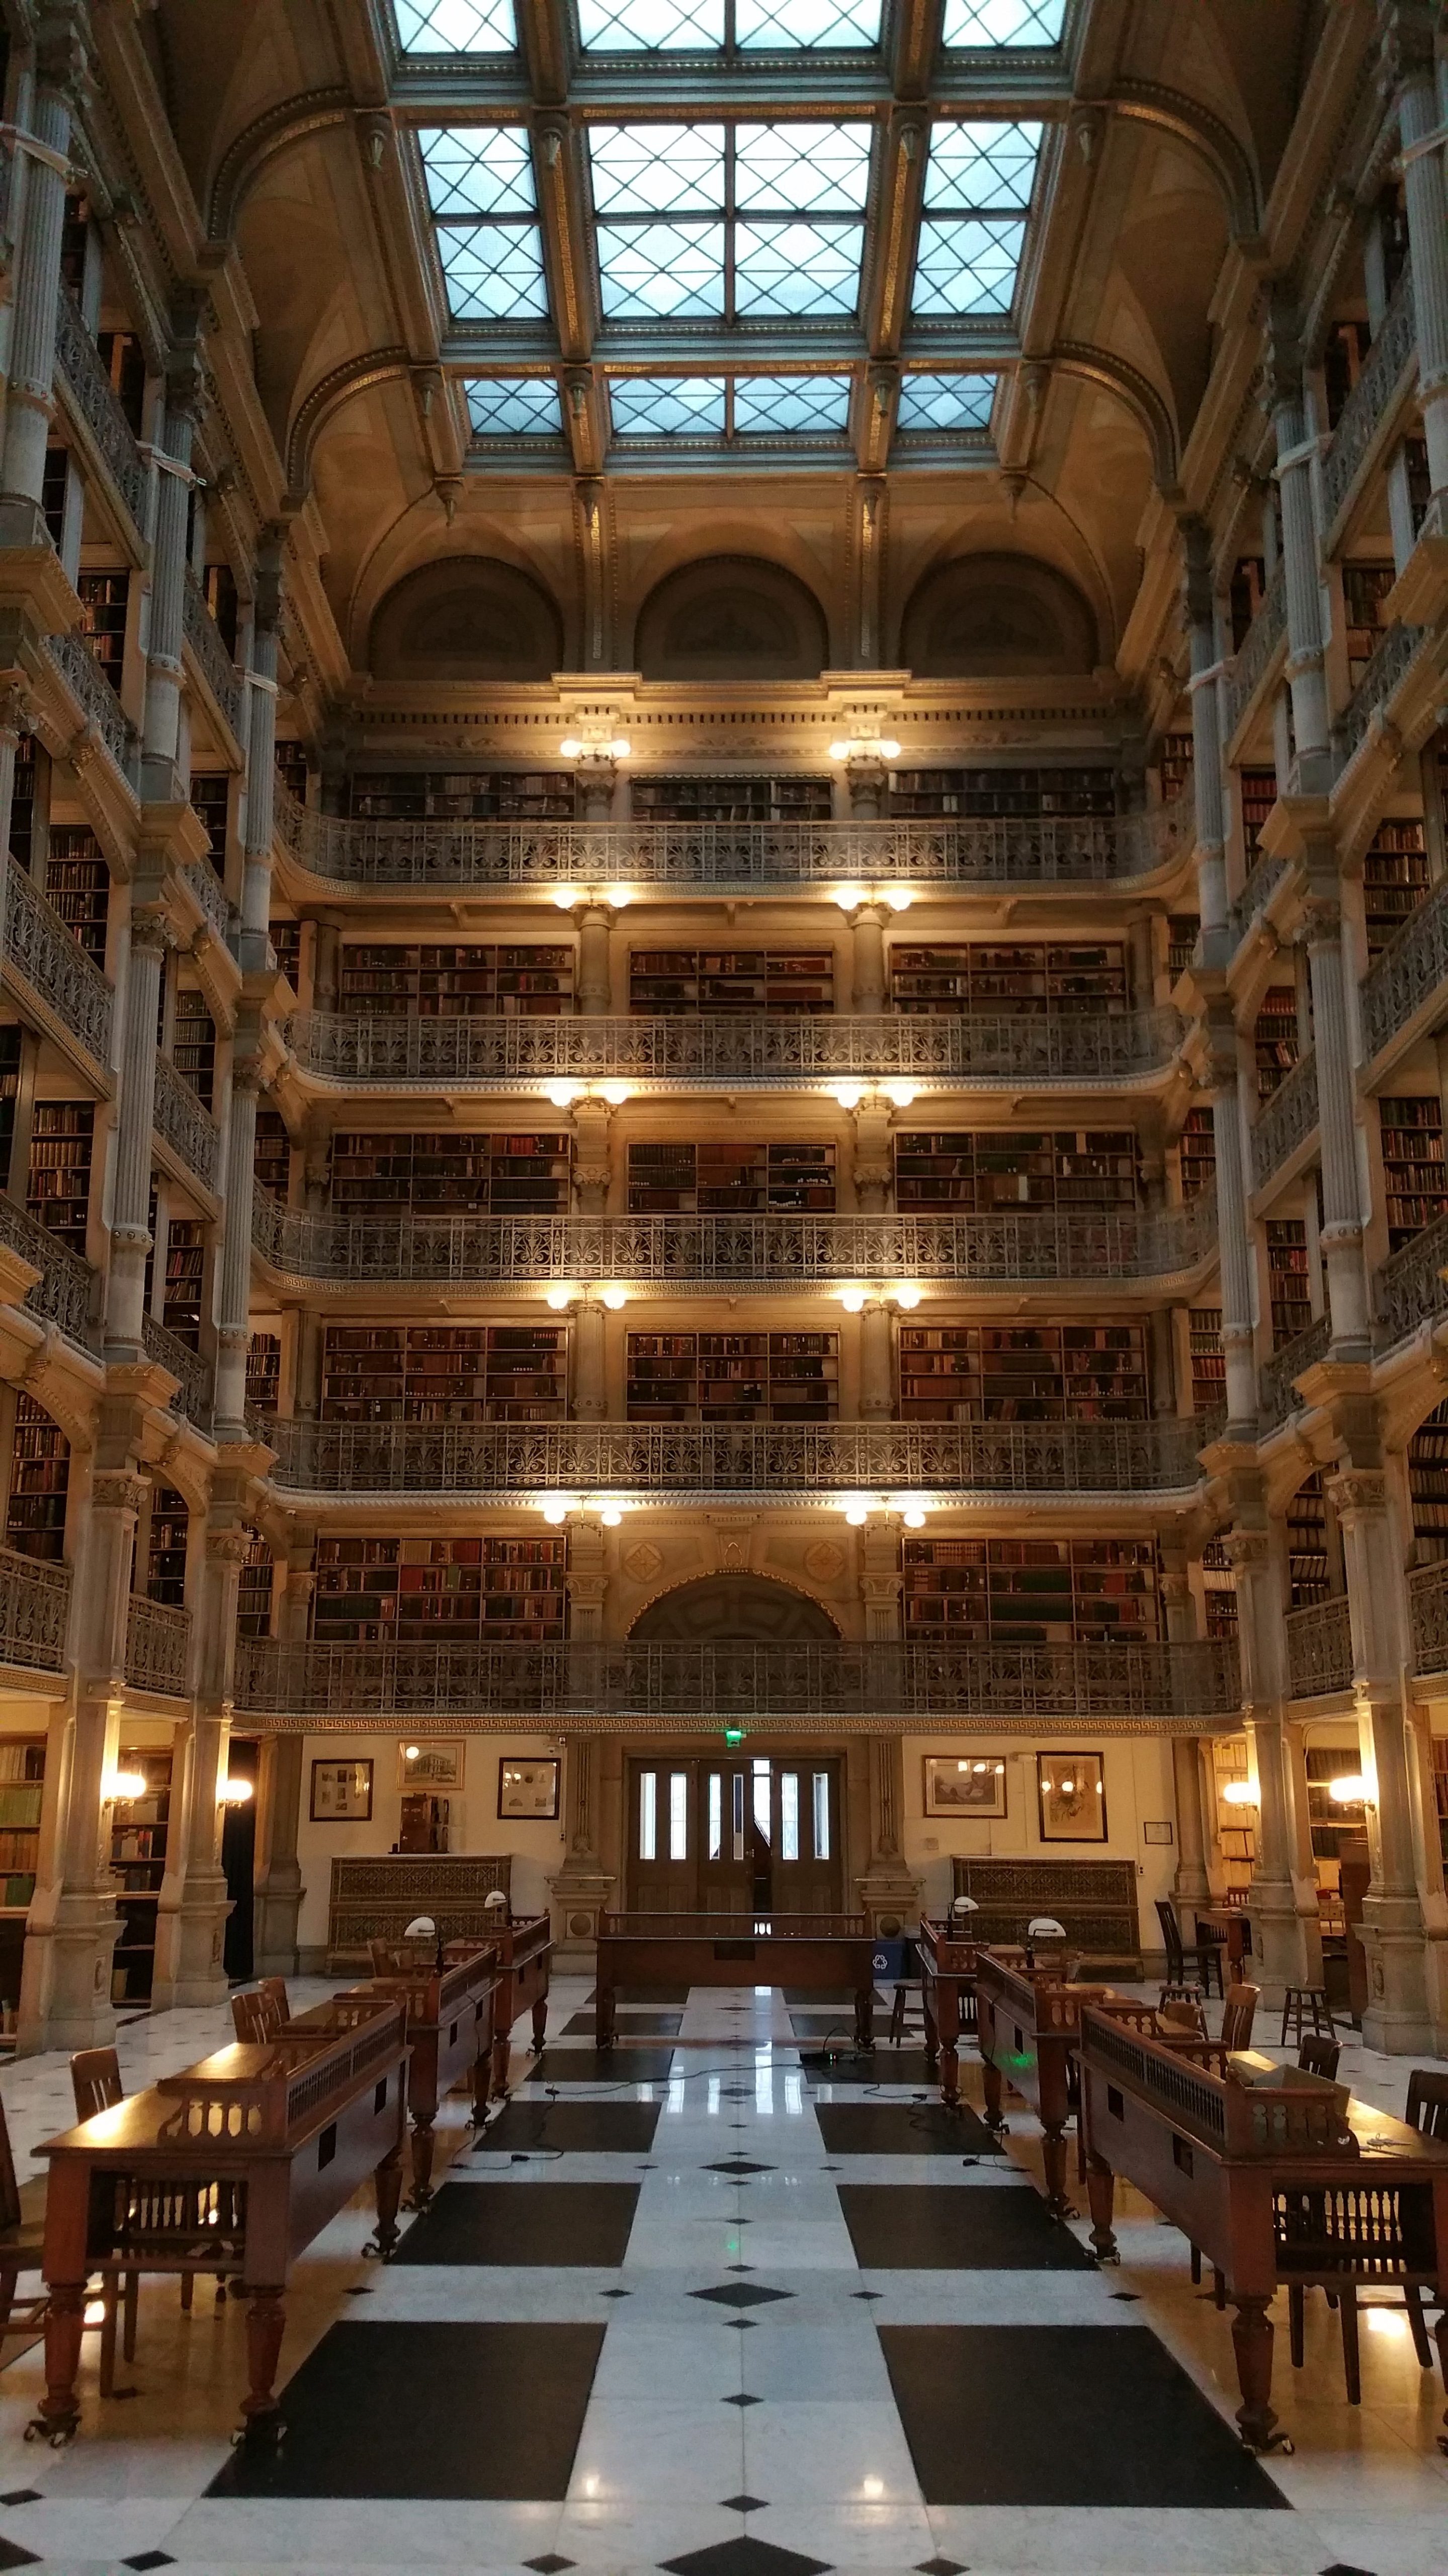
[1280,1985,1336,2046]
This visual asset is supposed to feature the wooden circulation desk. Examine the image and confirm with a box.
[489,1913,554,2092]
[31,1996,409,2448]
[976,1951,1135,2216]
[339,1941,502,2205]
[594,1913,878,2048]
[1078,2006,1448,2454]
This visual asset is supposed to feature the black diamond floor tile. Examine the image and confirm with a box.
[838,2186,1090,2271]
[532,2046,680,2085]
[722,2391,762,2407]
[586,1983,692,2005]
[879,2324,1288,2508]
[524,2556,577,2572]
[704,2158,775,2176]
[208,2321,603,2500]
[691,2282,793,2309]
[781,1989,859,2007]
[660,2537,831,2576]
[916,2559,968,2574]
[122,2556,175,2570]
[719,2493,768,2513]
[392,2181,639,2268]
[0,2496,40,2510]
[480,2099,661,2155]
[0,2547,39,2571]
[814,2102,1000,2158]
[562,2011,682,2038]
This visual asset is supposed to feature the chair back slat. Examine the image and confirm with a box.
[1219,1982,1260,2052]
[1297,2034,1341,2082]
[1406,2068,1448,2141]
[1153,1899,1185,1981]
[231,1982,289,2044]
[70,2046,123,2124]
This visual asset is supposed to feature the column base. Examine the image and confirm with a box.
[252,1861,303,1980]
[15,1893,120,2057]
[1244,1874,1322,2005]
[150,1871,234,2013]
[547,1862,616,1971]
[855,1859,921,1939]
[1358,1896,1435,2055]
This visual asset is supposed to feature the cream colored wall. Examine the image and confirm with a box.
[900,1731,1178,1951]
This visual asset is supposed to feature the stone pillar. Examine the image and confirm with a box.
[17,1466,140,2054]
[857,1736,920,1935]
[1264,296,1331,787]
[849,903,888,1014]
[1382,2,1448,495]
[252,1733,304,1978]
[1229,1524,1322,1998]
[104,912,168,1356]
[1387,442,1421,575]
[849,1099,892,1213]
[141,309,204,808]
[565,1516,608,1642]
[572,1099,610,1215]
[1303,895,1371,1351]
[845,755,887,821]
[1205,1026,1259,1424]
[1183,520,1229,951]
[0,9,88,535]
[239,531,282,976]
[0,683,32,878]
[213,1048,261,1433]
[548,1734,616,1966]
[859,1298,893,1419]
[575,904,614,1016]
[575,751,617,823]
[1171,1737,1214,1914]
[151,1527,243,2009]
[572,1299,607,1421]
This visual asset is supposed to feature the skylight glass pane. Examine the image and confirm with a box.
[897,371,996,431]
[394,0,516,47]
[610,375,727,435]
[579,0,723,42]
[737,0,881,41]
[734,122,873,212]
[588,124,725,214]
[466,377,562,435]
[419,127,537,216]
[943,0,1066,42]
[923,121,1042,212]
[912,215,1025,315]
[735,221,863,316]
[440,226,550,319]
[597,221,725,316]
[733,374,851,433]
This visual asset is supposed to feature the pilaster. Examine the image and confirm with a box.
[251,1732,304,1978]
[151,1525,243,2011]
[548,1734,616,1967]
[1228,1521,1322,1997]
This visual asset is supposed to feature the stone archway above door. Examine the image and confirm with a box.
[628,1574,840,1644]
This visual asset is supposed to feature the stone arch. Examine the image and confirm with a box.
[367,554,563,682]
[628,1572,841,1644]
[633,555,828,682]
[900,552,1099,678]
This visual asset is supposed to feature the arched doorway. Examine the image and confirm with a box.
[625,1576,843,1913]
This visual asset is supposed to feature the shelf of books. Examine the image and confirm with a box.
[1167,916,1198,980]
[76,570,128,696]
[5,1394,69,1560]
[625,1330,838,1422]
[627,1141,836,1215]
[1201,1538,1237,1640]
[628,949,834,1014]
[1363,821,1430,960]
[253,1108,291,1197]
[1179,1106,1216,1198]
[340,769,576,822]
[43,828,110,968]
[896,1321,1149,1421]
[27,1101,92,1255]
[887,767,1118,819]
[1210,1736,1256,1900]
[162,1218,206,1347]
[339,943,575,1018]
[1266,1219,1313,1345]
[1254,987,1300,1100]
[1287,1469,1332,1607]
[329,1131,571,1217]
[1239,770,1277,867]
[888,942,1128,1016]
[269,918,301,988]
[189,773,229,873]
[110,1748,172,2003]
[1342,562,1396,690]
[0,1737,43,2038]
[312,1535,568,1646]
[1189,1308,1226,1417]
[894,1129,1140,1213]
[901,1536,1158,1646]
[172,988,215,1110]
[237,1535,274,1639]
[632,774,832,824]
[245,1332,282,1415]
[320,1322,567,1421]
[1410,1400,1448,1563]
[1377,1094,1448,1253]
[1306,1744,1366,1872]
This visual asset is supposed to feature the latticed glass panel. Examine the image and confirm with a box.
[734,122,873,212]
[394,0,516,46]
[737,0,881,41]
[611,376,727,435]
[597,221,726,317]
[734,222,862,316]
[420,129,549,324]
[419,127,538,215]
[588,120,872,327]
[923,120,1043,211]
[913,216,1024,315]
[579,0,724,41]
[466,377,564,435]
[590,123,725,213]
[897,371,996,431]
[439,226,550,318]
[733,374,851,433]
[943,0,1066,40]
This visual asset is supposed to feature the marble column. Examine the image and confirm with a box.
[141,319,204,809]
[849,903,888,1014]
[572,1099,610,1215]
[1381,1,1448,495]
[239,531,282,976]
[1183,519,1229,951]
[252,1733,304,1977]
[575,903,614,1016]
[1171,1737,1214,1915]
[548,1733,615,1965]
[859,1298,893,1419]
[151,1527,242,2010]
[572,1300,607,1421]
[213,1050,261,1433]
[1264,296,1331,786]
[849,1100,892,1213]
[845,755,887,821]
[0,8,87,535]
[1304,894,1371,1351]
[104,912,168,1357]
[1230,1523,1322,1997]
[857,1735,919,1934]
[1205,1026,1259,1424]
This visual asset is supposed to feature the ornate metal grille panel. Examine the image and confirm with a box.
[124,1594,192,1698]
[182,569,243,741]
[1286,1594,1352,1698]
[53,285,148,534]
[1361,872,1448,1063]
[1258,1312,1330,1428]
[0,1544,69,1674]
[1223,563,1287,743]
[1251,1049,1318,1187]
[1374,1210,1448,1351]
[1335,623,1427,778]
[3,860,113,1069]
[0,1191,99,1350]
[141,1311,214,1432]
[1320,262,1416,533]
[153,1054,220,1190]
[47,630,137,785]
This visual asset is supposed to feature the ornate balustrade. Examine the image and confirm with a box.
[1410,1561,1448,1677]
[1222,564,1288,743]
[153,1055,220,1191]
[287,1004,1185,1090]
[1360,874,1448,1063]
[274,783,1188,893]
[0,1546,69,1675]
[124,1594,191,1698]
[184,856,233,947]
[1335,622,1427,778]
[233,1634,1241,1725]
[182,569,243,741]
[46,631,137,788]
[53,285,148,536]
[3,861,112,1069]
[1320,261,1416,534]
[141,1313,213,1433]
[1250,1050,1318,1188]
[1374,1210,1448,1351]
[1259,1312,1331,1429]
[264,1414,1208,1499]
[0,1193,98,1350]
[251,1188,1217,1289]
[1286,1594,1353,1699]
[1228,846,1289,949]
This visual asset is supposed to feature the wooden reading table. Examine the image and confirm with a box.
[489,1912,554,2093]
[918,1922,1025,2106]
[1078,2005,1448,2453]
[595,1913,879,2049]
[31,1996,409,2448]
[340,1940,502,2204]
[976,1950,1138,2215]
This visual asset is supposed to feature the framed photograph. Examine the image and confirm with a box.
[398,1740,464,1791]
[1037,1752,1108,1842]
[498,1756,561,1821]
[923,1754,1007,1820]
[1142,1820,1175,1847]
[310,1758,372,1823]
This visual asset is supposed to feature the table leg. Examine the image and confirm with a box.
[920,1994,939,2076]
[29,2282,84,2445]
[1230,2295,1287,2452]
[372,2138,405,2259]
[1084,2155,1118,2263]
[491,2019,511,2098]
[1041,2120,1071,2219]
[982,2056,1005,2131]
[239,2286,287,2446]
[595,1980,616,2049]
[854,1987,874,2051]
[470,2039,491,2125]
[408,2114,436,2209]
[1434,2307,1448,2451]
[940,2038,959,2107]
[530,1989,548,2053]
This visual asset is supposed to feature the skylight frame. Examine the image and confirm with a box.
[573,0,884,57]
[908,116,1045,325]
[417,125,553,328]
[606,370,856,445]
[894,369,998,436]
[393,0,519,54]
[940,0,1067,49]
[464,375,568,438]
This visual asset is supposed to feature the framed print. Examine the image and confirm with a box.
[923,1754,1007,1819]
[1142,1820,1175,1847]
[498,1756,561,1821]
[398,1740,464,1791]
[310,1758,372,1823]
[1037,1752,1107,1842]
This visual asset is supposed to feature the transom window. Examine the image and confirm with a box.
[587,120,873,321]
[942,0,1065,41]
[419,127,549,321]
[913,119,1043,318]
[577,0,881,46]
[465,377,564,436]
[394,0,516,47]
[897,372,996,432]
[610,373,853,438]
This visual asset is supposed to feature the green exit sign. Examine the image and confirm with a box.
[724,1726,745,1746]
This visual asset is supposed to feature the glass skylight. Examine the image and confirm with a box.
[942,0,1066,42]
[395,0,516,47]
[588,121,873,322]
[418,128,550,322]
[911,119,1042,318]
[896,372,996,432]
[576,0,880,46]
[465,377,564,435]
[611,376,727,436]
[608,373,853,438]
[734,374,851,433]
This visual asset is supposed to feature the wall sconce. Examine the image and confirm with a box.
[539,1493,630,1527]
[544,1282,628,1312]
[1221,1779,1257,1807]
[219,1777,254,1805]
[103,1769,147,1803]
[836,1282,922,1314]
[828,1080,918,1111]
[560,734,631,760]
[828,733,901,764]
[544,1080,632,1109]
[550,882,634,911]
[1328,1774,1371,1805]
[836,1490,934,1530]
[831,883,914,914]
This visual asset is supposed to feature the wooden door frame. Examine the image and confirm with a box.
[607,1737,872,1912]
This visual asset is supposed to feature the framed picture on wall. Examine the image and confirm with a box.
[1037,1752,1108,1842]
[398,1740,465,1790]
[498,1757,561,1821]
[923,1754,1007,1819]
[310,1758,373,1822]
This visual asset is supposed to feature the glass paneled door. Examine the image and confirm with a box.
[626,1756,842,1915]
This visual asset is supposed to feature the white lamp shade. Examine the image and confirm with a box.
[1028,1916,1066,1940]
[403,1916,437,1941]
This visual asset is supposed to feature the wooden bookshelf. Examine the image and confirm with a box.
[1343,561,1396,688]
[172,988,215,1111]
[888,768,1117,819]
[1157,732,1194,803]
[632,774,832,823]
[245,1332,282,1414]
[339,943,574,1018]
[626,1331,838,1422]
[1288,1468,1331,1606]
[1179,1105,1216,1198]
[0,1739,44,1922]
[342,769,576,822]
[894,1129,1140,1213]
[1410,1400,1448,1563]
[1363,821,1430,959]
[1254,986,1300,1099]
[1239,769,1277,864]
[1266,1219,1312,1347]
[270,921,301,988]
[76,570,128,693]
[312,1534,568,1646]
[6,1395,68,1562]
[627,1141,836,1215]
[330,1131,571,1216]
[10,731,37,874]
[901,1536,1158,1646]
[1201,1537,1237,1639]
[888,942,1128,1016]
[629,949,834,1014]
[163,1218,206,1348]
[237,1535,274,1638]
[897,1321,1148,1421]
[190,774,229,871]
[44,827,109,965]
[275,744,309,804]
[0,1029,19,1193]
[27,1102,92,1254]
[1189,1308,1225,1416]
[1167,916,1198,979]
[143,1485,188,1606]
[320,1322,567,1422]
[1379,1094,1448,1251]
[254,1108,291,1197]
[1306,1744,1364,1866]
[109,1747,172,2003]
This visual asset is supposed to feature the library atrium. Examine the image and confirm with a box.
[0,0,1444,2566]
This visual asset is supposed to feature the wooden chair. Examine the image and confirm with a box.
[1154,1899,1224,2001]
[230,1979,289,2044]
[69,2051,138,2391]
[0,2089,48,2361]
[1405,2069,1448,2142]
[1219,1982,1259,2052]
[1297,2034,1341,2081]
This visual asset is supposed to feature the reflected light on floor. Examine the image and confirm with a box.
[1365,2307,1410,2339]
[861,2474,885,2498]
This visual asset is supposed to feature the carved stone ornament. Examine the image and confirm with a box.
[206,1528,253,1568]
[1325,1469,1388,1518]
[1222,1528,1270,1572]
[803,1541,846,1583]
[623,1540,664,1584]
[92,1471,148,1517]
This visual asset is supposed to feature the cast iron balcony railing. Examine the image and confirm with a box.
[1360,873,1448,1064]
[53,284,148,539]
[0,1193,98,1350]
[46,630,137,789]
[1258,1313,1331,1430]
[0,1545,69,1675]
[1409,1560,1448,1677]
[274,784,1189,894]
[263,1414,1208,1499]
[123,1594,191,1698]
[3,860,112,1071]
[1320,260,1417,536]
[251,1189,1218,1291]
[1286,1594,1353,1699]
[141,1313,213,1434]
[287,1005,1185,1091]
[1374,1210,1448,1351]
[182,569,243,743]
[233,1634,1242,1725]
[1335,622,1427,779]
[1222,564,1288,744]
[1250,1049,1318,1189]
[184,854,233,949]
[1228,846,1289,950]
[153,1055,220,1191]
